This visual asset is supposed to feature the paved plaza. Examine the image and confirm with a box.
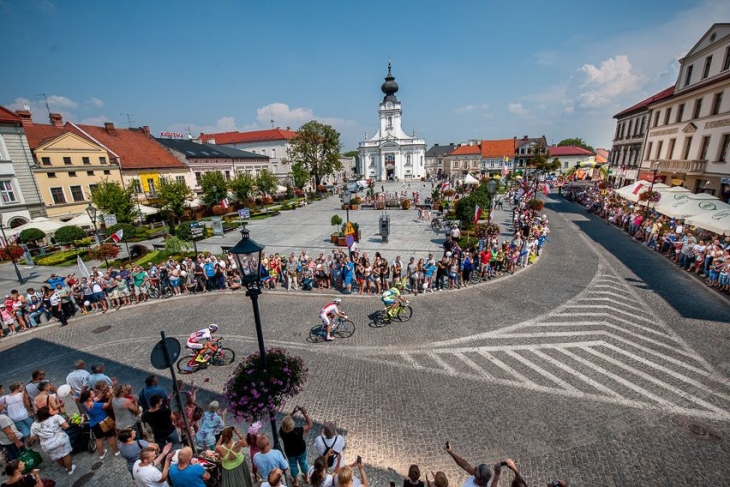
[1,192,729,486]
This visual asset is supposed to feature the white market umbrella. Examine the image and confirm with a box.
[615,181,650,202]
[10,217,64,235]
[463,174,480,185]
[64,213,93,228]
[686,209,730,236]
[655,194,730,219]
[138,204,160,215]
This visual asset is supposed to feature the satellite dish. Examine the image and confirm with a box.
[23,104,30,111]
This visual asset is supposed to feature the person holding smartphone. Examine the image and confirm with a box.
[444,441,501,487]
[335,456,368,487]
[279,405,314,487]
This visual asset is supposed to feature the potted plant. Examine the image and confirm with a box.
[527,199,544,211]
[330,214,343,243]
[401,199,412,210]
[350,196,362,210]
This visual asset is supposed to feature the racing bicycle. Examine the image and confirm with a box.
[374,299,413,327]
[176,338,236,374]
[148,277,174,299]
[308,316,355,343]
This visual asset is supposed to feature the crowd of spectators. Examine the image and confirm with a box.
[566,183,730,294]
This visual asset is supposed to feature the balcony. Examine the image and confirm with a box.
[652,159,707,175]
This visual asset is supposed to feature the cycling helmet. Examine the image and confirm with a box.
[208,324,219,332]
[333,298,342,304]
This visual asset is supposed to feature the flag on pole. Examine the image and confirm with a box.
[474,204,482,225]
[440,181,450,192]
[220,198,230,209]
[110,229,124,243]
[542,183,550,196]
[502,156,510,177]
[77,255,90,279]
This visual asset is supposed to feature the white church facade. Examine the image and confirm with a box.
[358,63,427,181]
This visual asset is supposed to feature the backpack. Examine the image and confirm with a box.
[322,435,339,468]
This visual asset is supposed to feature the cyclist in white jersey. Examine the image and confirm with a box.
[319,298,346,341]
[187,324,219,362]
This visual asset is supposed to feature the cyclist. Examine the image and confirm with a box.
[381,282,407,321]
[187,324,219,363]
[319,298,347,341]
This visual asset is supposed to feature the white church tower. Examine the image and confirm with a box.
[359,62,427,181]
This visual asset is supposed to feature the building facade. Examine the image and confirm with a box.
[514,135,548,171]
[641,23,730,202]
[609,87,673,187]
[425,143,458,179]
[359,63,427,181]
[199,128,294,178]
[548,146,597,175]
[480,139,517,175]
[443,142,480,179]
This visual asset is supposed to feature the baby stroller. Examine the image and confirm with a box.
[66,421,95,454]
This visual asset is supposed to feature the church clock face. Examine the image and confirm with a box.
[386,101,394,109]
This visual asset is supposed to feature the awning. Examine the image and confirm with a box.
[655,193,730,219]
[686,209,730,236]
[9,217,64,236]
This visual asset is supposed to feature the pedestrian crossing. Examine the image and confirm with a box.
[357,264,730,422]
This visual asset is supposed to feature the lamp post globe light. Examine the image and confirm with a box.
[228,222,282,450]
[342,190,352,224]
[0,214,23,284]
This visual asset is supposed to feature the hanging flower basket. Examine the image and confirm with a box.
[527,199,544,211]
[483,222,501,236]
[638,190,661,203]
[223,348,308,423]
[598,181,608,190]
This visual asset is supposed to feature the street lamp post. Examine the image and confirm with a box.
[229,224,281,451]
[86,204,100,245]
[342,190,352,225]
[644,161,661,220]
[486,178,499,223]
[0,214,23,284]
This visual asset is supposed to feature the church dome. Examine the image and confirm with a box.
[381,61,399,103]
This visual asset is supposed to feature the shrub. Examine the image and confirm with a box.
[134,250,162,267]
[262,195,273,205]
[107,223,136,240]
[175,224,193,241]
[223,348,308,423]
[34,249,84,266]
[0,246,24,261]
[18,228,46,244]
[54,225,86,244]
[164,236,192,254]
[88,243,120,261]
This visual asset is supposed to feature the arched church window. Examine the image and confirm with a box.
[406,154,411,165]
[387,116,392,129]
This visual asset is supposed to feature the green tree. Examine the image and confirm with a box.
[164,236,192,254]
[229,172,256,202]
[175,223,193,241]
[256,169,279,196]
[557,138,595,153]
[289,161,311,190]
[90,180,136,223]
[54,225,86,244]
[199,171,229,207]
[288,120,342,187]
[18,228,46,245]
[156,177,193,233]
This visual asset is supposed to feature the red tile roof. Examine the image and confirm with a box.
[200,128,297,145]
[480,138,516,158]
[66,123,187,170]
[613,86,674,118]
[451,144,481,155]
[548,145,595,156]
[23,123,66,149]
[595,148,609,163]
[0,106,21,123]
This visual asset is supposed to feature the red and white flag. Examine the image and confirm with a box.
[110,229,124,243]
[220,198,230,209]
[542,183,550,196]
[440,181,450,192]
[474,204,482,224]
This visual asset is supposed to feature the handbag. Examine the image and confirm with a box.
[98,415,116,433]
[18,448,43,473]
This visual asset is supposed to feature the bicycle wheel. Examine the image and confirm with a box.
[148,286,161,299]
[163,286,174,298]
[372,310,390,328]
[308,325,326,343]
[431,220,441,232]
[176,355,198,374]
[469,272,481,284]
[212,348,236,366]
[334,319,355,338]
[397,305,413,322]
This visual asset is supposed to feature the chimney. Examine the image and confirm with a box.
[49,113,63,127]
[141,125,150,136]
[16,110,32,125]
[104,122,117,136]
[434,143,439,147]
[523,135,529,141]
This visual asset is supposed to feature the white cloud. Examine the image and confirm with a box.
[454,103,490,114]
[576,55,641,108]
[85,97,104,108]
[45,95,78,109]
[256,102,355,130]
[508,103,528,116]
[79,115,112,125]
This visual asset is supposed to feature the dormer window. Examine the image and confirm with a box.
[684,65,693,87]
[703,56,712,79]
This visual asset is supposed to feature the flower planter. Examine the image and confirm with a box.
[336,236,348,247]
[331,233,340,243]
[350,204,359,210]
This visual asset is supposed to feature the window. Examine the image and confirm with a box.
[0,136,7,160]
[99,156,107,164]
[682,136,693,160]
[88,184,98,195]
[68,171,77,177]
[225,171,231,180]
[87,171,94,176]
[626,120,633,137]
[693,98,703,119]
[82,157,90,165]
[667,138,676,159]
[130,179,141,193]
[724,46,730,71]
[663,108,672,125]
[50,187,66,204]
[41,157,51,165]
[195,172,201,185]
[676,104,684,123]
[70,185,85,202]
[147,179,156,196]
[703,56,712,79]
[655,141,663,159]
[645,142,653,161]
[700,136,711,160]
[0,180,16,204]
[103,170,110,175]
[176,176,185,183]
[47,172,56,178]
[272,149,276,158]
[453,161,460,169]
[712,92,723,115]
[684,65,693,86]
[719,134,730,162]
[653,111,660,127]
[63,157,72,165]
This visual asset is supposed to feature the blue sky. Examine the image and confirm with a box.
[2,0,729,152]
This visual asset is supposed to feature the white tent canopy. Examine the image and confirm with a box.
[138,204,160,215]
[686,209,730,236]
[9,217,63,236]
[615,181,669,202]
[64,213,93,228]
[463,174,480,185]
[655,193,730,219]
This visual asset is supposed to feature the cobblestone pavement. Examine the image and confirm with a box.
[1,195,729,486]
